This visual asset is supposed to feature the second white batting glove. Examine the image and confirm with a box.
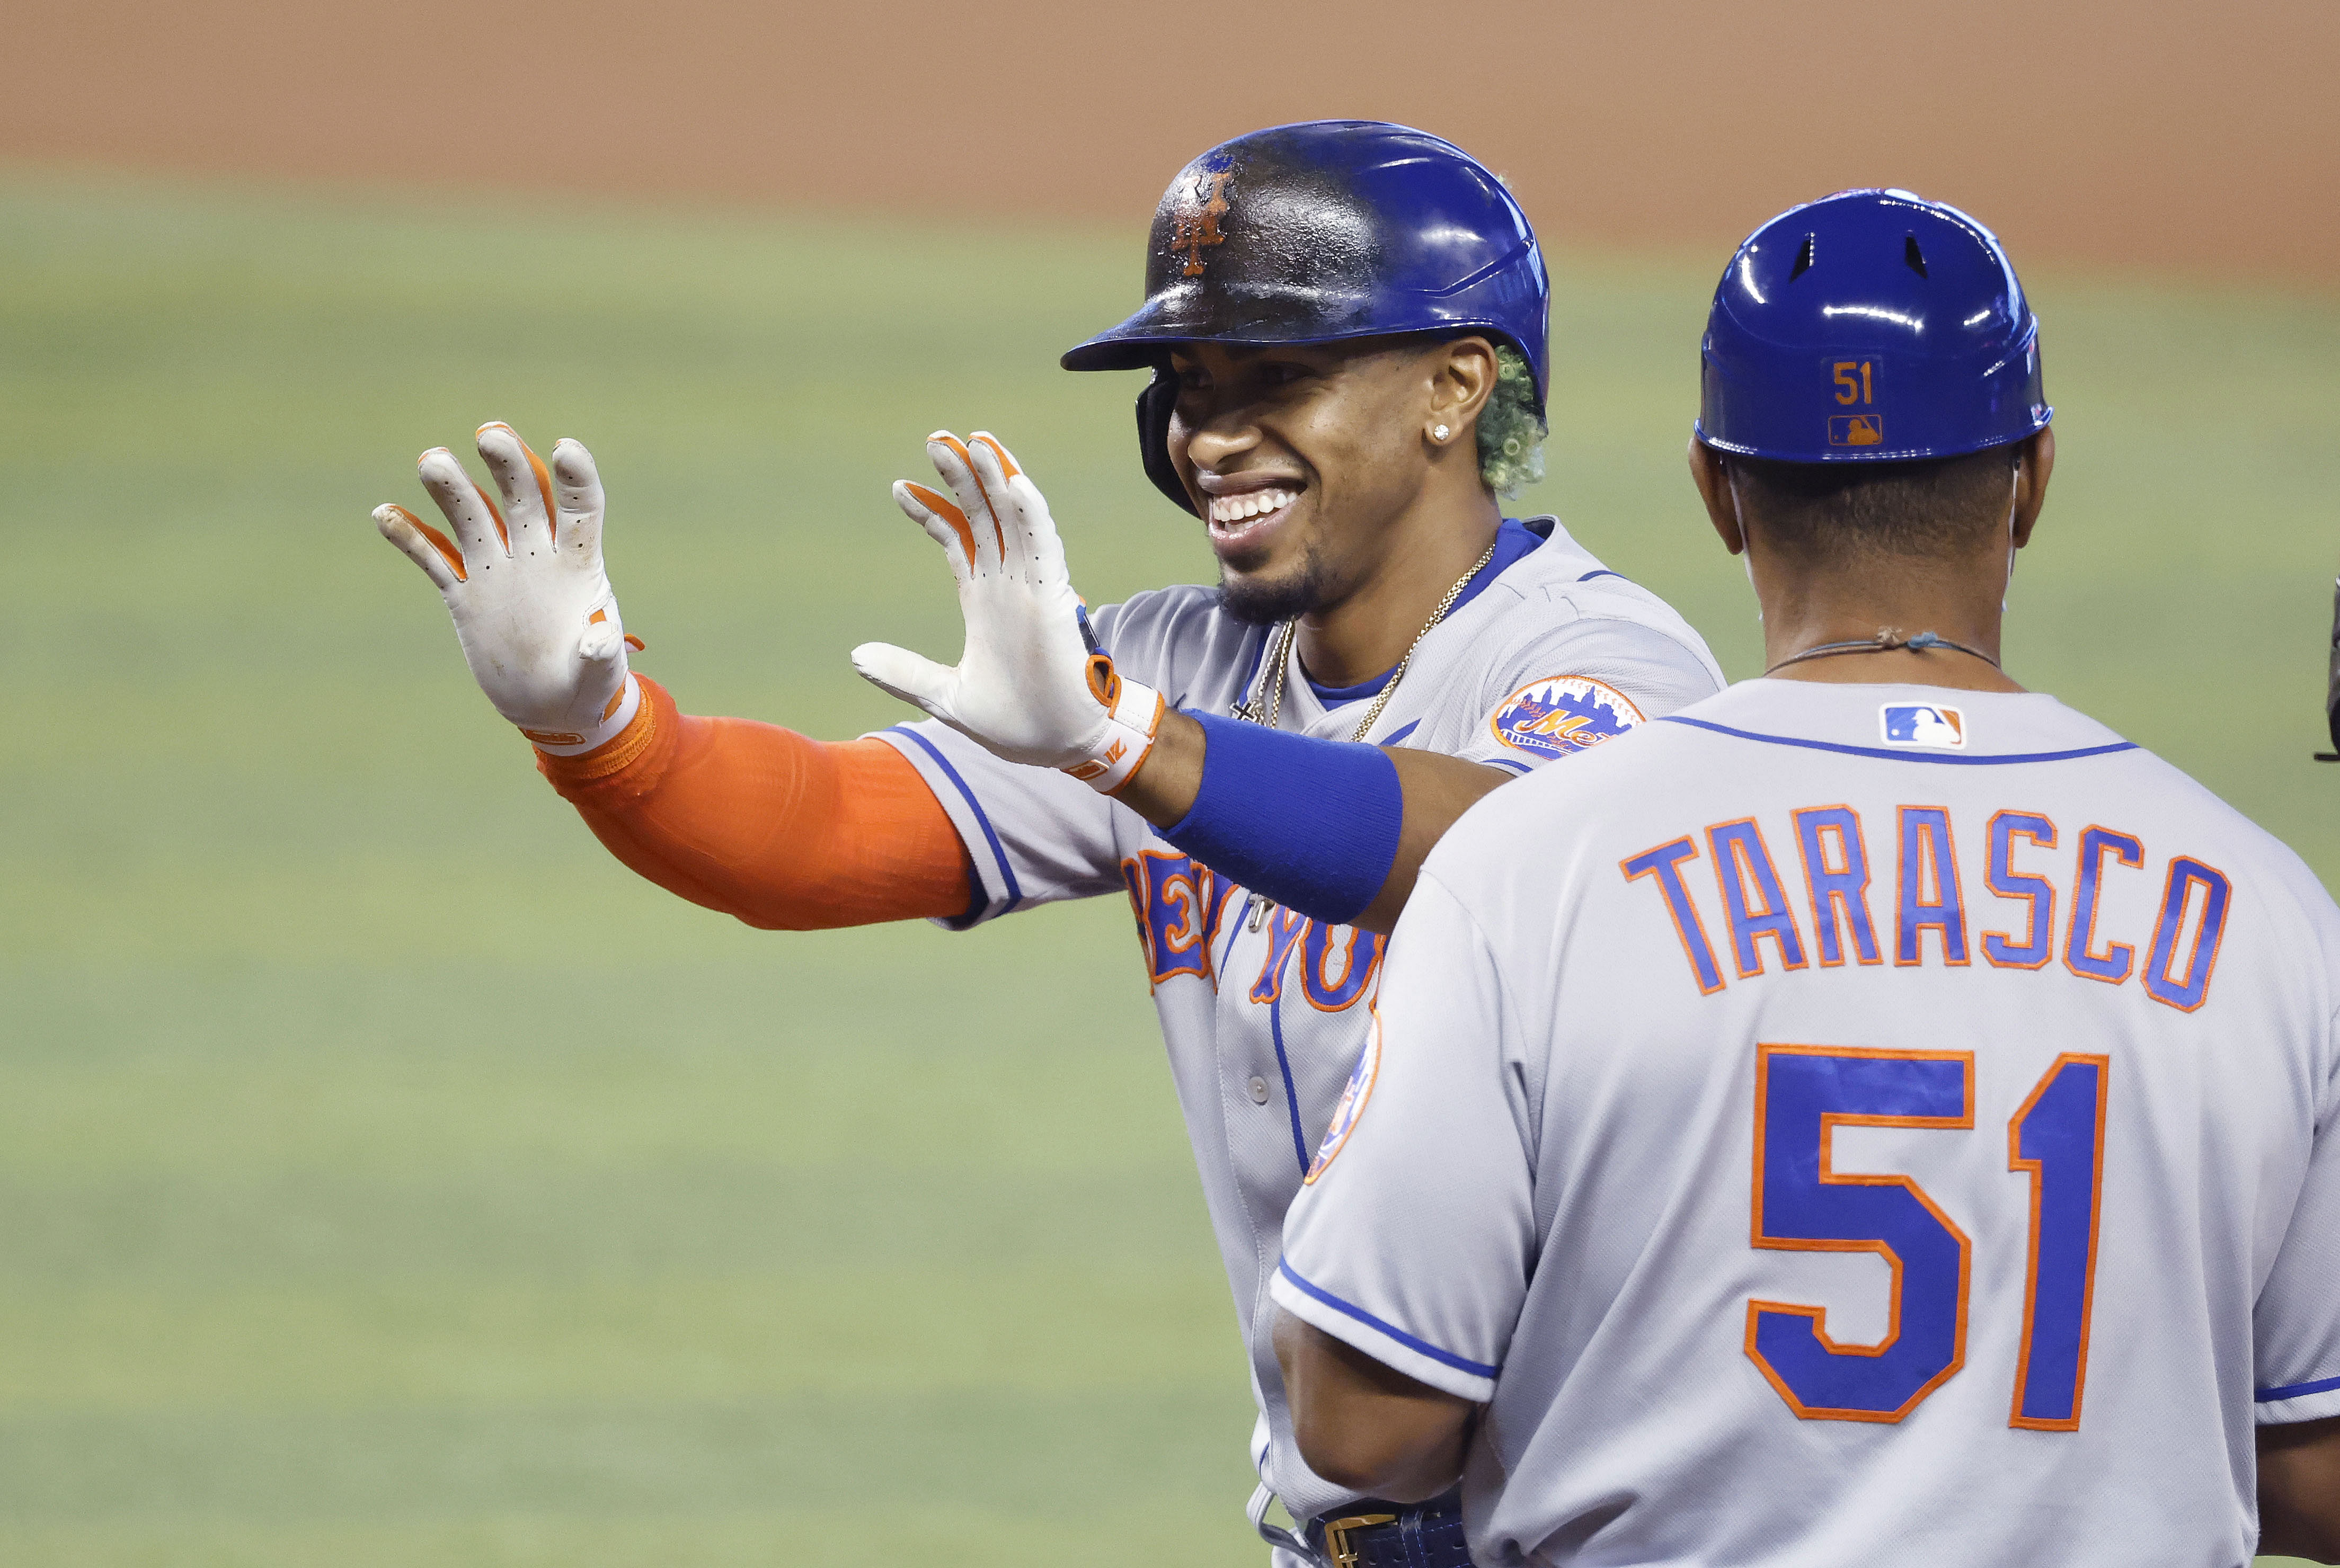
[373,423,641,754]
[852,432,1164,795]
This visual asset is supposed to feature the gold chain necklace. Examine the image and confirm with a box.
[1250,536,1501,742]
[1236,537,1500,931]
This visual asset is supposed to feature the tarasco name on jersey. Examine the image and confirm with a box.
[1623,805,2231,1010]
[1120,850,1384,1010]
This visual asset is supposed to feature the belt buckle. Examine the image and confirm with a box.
[1319,1512,1398,1568]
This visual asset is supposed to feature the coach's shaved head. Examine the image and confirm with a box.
[1688,425,2053,689]
[1725,446,2024,569]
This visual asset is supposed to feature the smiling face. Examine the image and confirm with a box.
[1167,335,1491,625]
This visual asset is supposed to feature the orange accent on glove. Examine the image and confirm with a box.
[534,675,974,930]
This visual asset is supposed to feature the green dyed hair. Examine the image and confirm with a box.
[1476,343,1548,497]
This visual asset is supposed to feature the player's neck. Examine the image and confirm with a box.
[1293,487,1503,689]
[1754,552,2026,693]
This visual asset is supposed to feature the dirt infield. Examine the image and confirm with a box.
[2,0,2331,283]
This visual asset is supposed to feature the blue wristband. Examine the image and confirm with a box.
[1160,711,1404,926]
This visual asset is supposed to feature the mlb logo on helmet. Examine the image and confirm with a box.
[1695,191,2051,465]
[1827,355,1884,447]
[1881,703,1966,749]
[1489,675,1646,760]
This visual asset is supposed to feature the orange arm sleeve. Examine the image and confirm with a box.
[534,675,974,930]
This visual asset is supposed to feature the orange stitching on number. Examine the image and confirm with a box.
[2008,1053,2110,1431]
[1747,1042,1975,1425]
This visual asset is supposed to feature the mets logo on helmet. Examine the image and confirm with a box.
[1488,675,1646,760]
[1170,167,1234,277]
[1305,1019,1381,1186]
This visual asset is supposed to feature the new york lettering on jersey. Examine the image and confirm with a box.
[1123,848,1387,1008]
[1124,862,1390,1196]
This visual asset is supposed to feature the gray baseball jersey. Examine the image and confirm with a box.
[1276,679,2340,1567]
[873,515,1724,1538]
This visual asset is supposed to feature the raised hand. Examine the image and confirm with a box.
[852,431,1163,794]
[374,423,640,752]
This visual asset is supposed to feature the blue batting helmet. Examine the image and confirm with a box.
[1696,189,2051,465]
[1062,120,1550,514]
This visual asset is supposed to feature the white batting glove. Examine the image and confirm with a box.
[852,432,1164,795]
[373,423,641,754]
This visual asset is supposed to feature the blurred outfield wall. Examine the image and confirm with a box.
[2,0,2336,286]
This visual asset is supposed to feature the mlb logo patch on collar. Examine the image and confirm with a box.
[1881,703,1966,749]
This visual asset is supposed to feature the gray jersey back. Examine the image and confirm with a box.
[874,516,1722,1533]
[1277,680,2340,1566]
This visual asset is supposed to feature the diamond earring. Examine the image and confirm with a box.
[1433,424,1450,441]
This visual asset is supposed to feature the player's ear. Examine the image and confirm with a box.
[2009,426,2054,550]
[1429,336,1499,444]
[1688,436,1744,555]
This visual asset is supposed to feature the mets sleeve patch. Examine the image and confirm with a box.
[1487,675,1646,760]
[1304,1018,1381,1186]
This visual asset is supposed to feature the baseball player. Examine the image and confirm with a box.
[370,121,1724,1561]
[1273,189,2340,1566]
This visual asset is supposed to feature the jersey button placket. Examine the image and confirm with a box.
[1247,1075,1271,1105]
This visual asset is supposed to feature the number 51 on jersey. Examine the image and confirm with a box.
[1749,1043,2108,1429]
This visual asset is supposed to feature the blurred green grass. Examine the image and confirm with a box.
[0,168,2335,1565]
